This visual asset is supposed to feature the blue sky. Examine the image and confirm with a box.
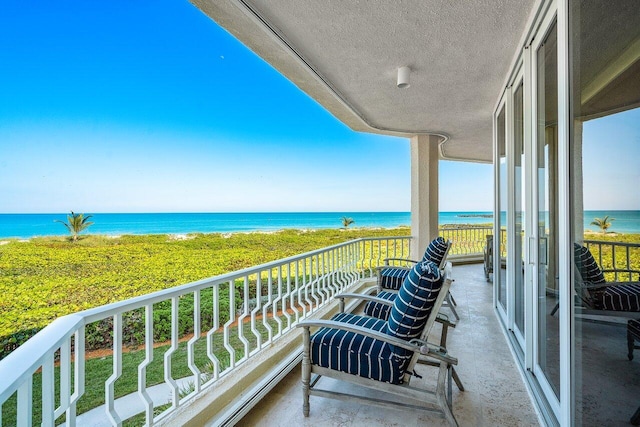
[0,2,635,214]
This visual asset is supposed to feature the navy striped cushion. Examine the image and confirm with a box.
[387,261,443,362]
[574,243,606,285]
[362,290,396,319]
[596,283,640,311]
[309,312,405,383]
[379,267,409,291]
[630,318,640,339]
[423,236,449,267]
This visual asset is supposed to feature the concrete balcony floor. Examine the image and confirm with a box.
[239,264,541,426]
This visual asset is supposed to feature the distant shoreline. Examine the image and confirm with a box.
[2,224,639,244]
[1,210,639,239]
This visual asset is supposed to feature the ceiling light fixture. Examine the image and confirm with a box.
[397,66,411,88]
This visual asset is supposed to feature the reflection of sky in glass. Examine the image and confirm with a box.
[583,107,640,210]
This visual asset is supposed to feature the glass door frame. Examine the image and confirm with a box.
[511,66,527,350]
[492,0,574,424]
[493,95,508,323]
[530,4,562,420]
[493,65,529,351]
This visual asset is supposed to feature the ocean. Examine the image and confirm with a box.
[0,211,638,239]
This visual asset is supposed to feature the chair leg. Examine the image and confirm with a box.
[302,327,311,417]
[445,293,460,321]
[631,405,640,426]
[437,363,459,427]
[629,329,636,361]
[550,302,559,316]
[449,293,458,307]
[452,367,465,391]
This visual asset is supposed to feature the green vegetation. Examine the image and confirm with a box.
[0,228,409,343]
[590,215,615,234]
[54,211,94,242]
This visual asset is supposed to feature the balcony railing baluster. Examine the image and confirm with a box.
[165,298,180,409]
[106,313,123,425]
[138,304,154,426]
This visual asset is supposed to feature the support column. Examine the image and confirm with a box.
[410,134,440,259]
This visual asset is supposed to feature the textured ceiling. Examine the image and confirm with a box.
[192,0,537,162]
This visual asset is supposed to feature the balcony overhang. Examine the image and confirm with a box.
[191,0,538,162]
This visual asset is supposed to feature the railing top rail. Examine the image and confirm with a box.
[583,239,640,248]
[80,237,372,322]
[440,225,493,229]
[358,236,412,240]
[0,314,84,402]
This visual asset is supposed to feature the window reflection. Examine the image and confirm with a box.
[570,0,640,424]
[536,20,560,399]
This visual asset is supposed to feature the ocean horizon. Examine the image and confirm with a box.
[0,210,639,239]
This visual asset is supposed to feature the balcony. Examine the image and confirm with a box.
[238,262,539,427]
[0,231,542,426]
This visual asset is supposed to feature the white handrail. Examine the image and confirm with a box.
[0,236,411,425]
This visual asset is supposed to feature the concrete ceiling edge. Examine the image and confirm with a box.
[191,0,494,163]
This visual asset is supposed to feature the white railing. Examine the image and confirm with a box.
[0,236,410,426]
[440,226,495,258]
[584,239,640,282]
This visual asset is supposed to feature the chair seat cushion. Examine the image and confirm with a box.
[593,283,640,311]
[309,312,405,384]
[379,267,409,291]
[363,291,396,320]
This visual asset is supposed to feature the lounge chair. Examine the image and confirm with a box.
[335,270,465,393]
[296,260,460,426]
[376,237,451,292]
[484,234,493,281]
[551,243,640,317]
[364,237,458,320]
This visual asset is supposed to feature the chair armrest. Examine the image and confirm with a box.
[337,292,393,304]
[297,319,457,364]
[297,319,420,352]
[436,313,456,329]
[336,292,394,313]
[383,257,420,266]
[409,339,458,365]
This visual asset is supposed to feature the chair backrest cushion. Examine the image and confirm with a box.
[422,237,450,268]
[574,243,606,285]
[386,260,443,350]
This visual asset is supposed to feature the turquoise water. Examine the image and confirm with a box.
[0,211,638,239]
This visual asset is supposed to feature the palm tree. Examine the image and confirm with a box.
[55,211,94,242]
[590,215,614,234]
[341,216,355,228]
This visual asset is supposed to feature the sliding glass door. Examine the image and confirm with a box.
[532,13,561,410]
